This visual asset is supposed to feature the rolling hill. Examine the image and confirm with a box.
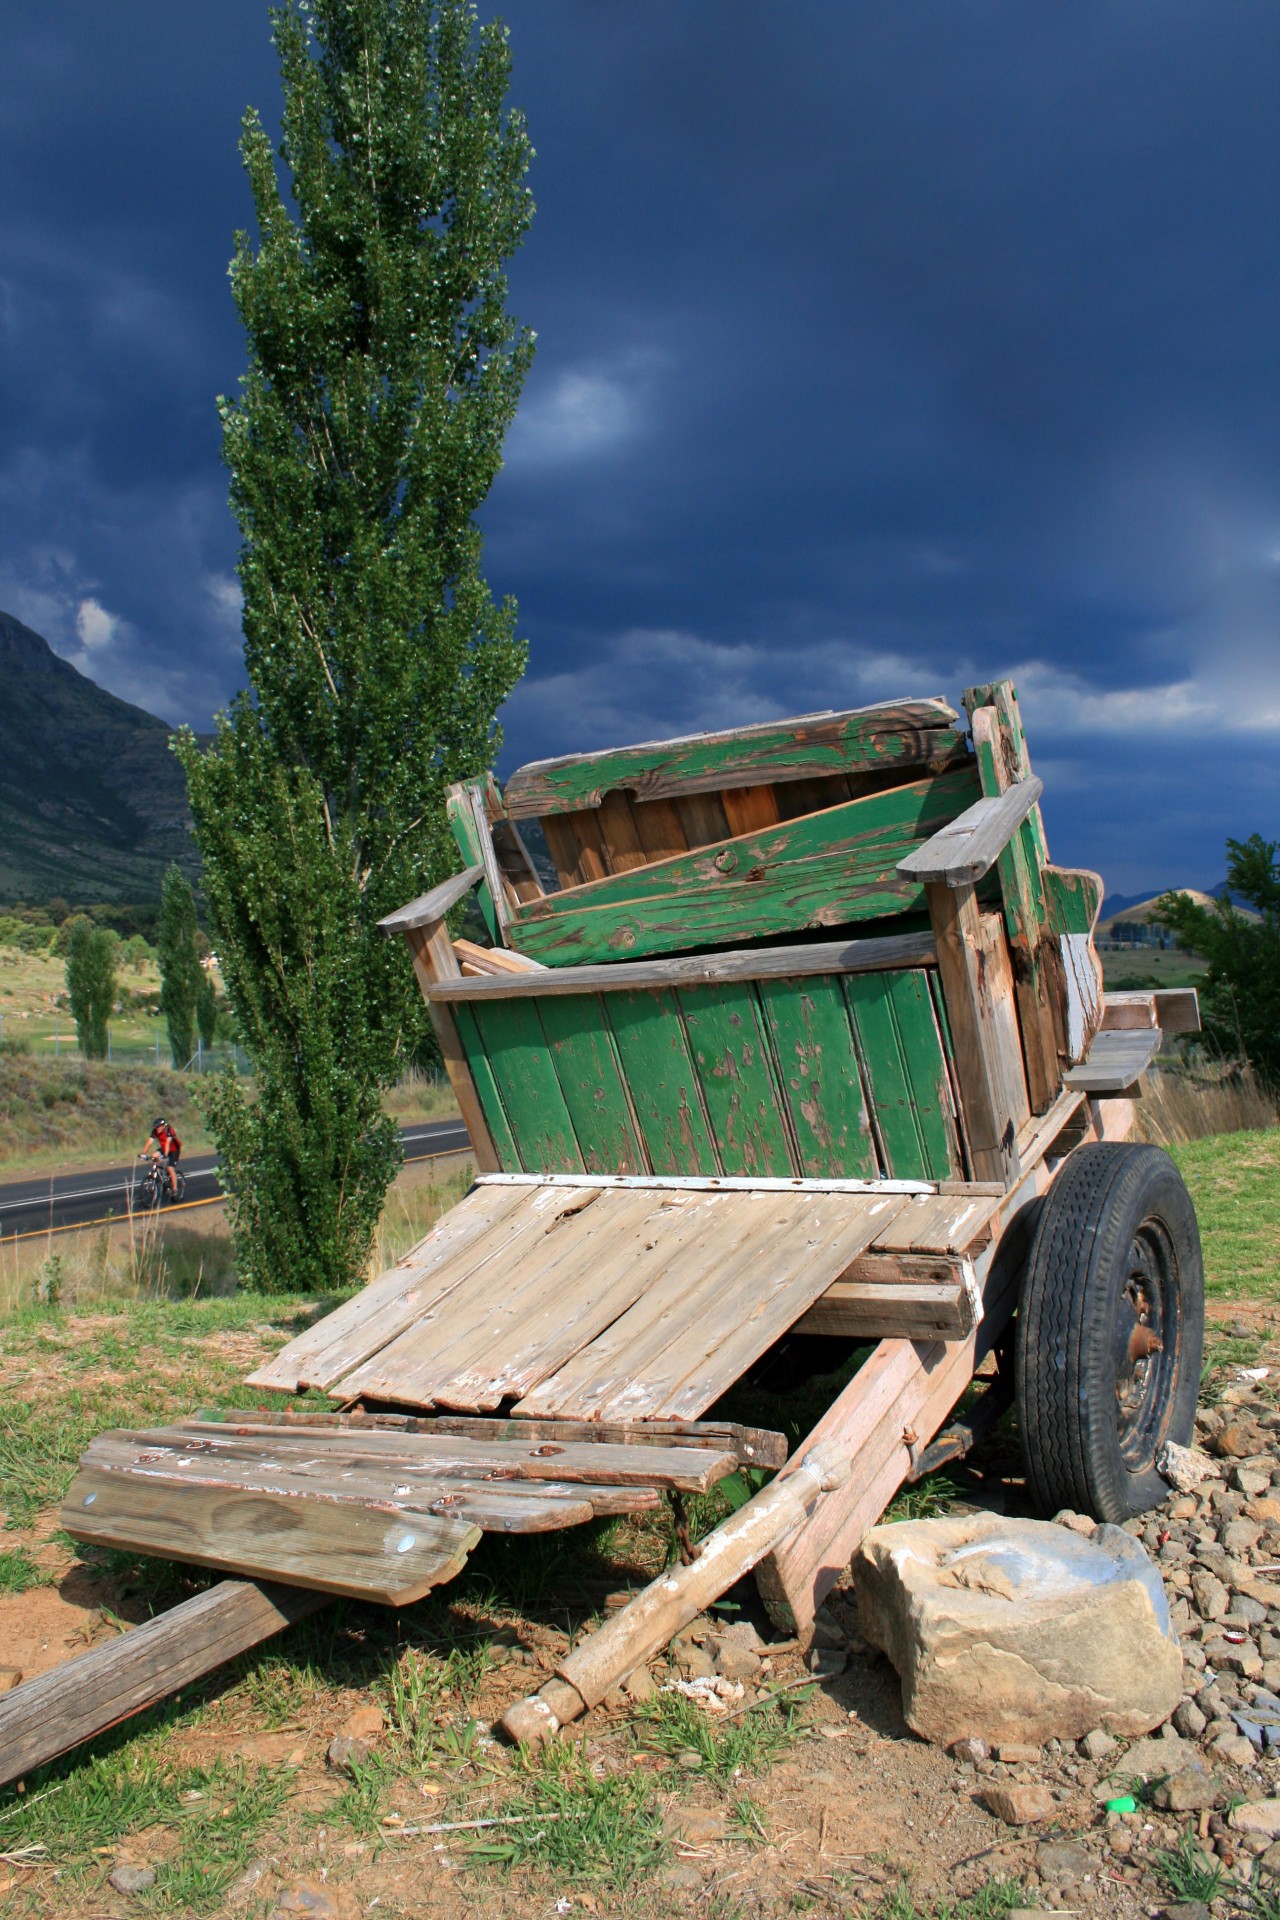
[0,609,199,904]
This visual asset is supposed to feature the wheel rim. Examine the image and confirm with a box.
[1114,1215,1181,1468]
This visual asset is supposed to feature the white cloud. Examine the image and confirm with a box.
[504,351,666,469]
[74,596,119,650]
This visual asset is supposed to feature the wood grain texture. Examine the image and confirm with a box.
[1063,1027,1162,1091]
[677,980,795,1176]
[843,967,963,1180]
[377,864,483,935]
[921,882,1017,1185]
[404,923,501,1173]
[0,1579,329,1789]
[758,975,878,1179]
[897,777,1044,886]
[63,1465,480,1604]
[505,767,982,966]
[430,930,938,1001]
[501,698,962,816]
[792,1281,971,1340]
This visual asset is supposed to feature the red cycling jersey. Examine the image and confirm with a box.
[153,1122,181,1161]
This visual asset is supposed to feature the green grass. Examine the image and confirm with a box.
[0,1543,47,1592]
[1170,1127,1280,1300]
[636,1684,814,1782]
[1154,1830,1227,1905]
[493,1742,667,1887]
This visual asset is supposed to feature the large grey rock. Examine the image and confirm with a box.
[853,1513,1183,1747]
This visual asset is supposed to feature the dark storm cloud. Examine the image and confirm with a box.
[1,1,1277,890]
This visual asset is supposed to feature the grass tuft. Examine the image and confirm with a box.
[1154,1829,1228,1904]
[636,1685,812,1782]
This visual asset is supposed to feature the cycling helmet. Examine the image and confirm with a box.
[153,1117,167,1133]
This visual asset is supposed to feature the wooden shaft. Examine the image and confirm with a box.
[404,922,499,1172]
[497,1440,850,1746]
[923,880,1017,1185]
[0,1579,327,1788]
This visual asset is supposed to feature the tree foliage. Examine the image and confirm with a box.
[177,0,533,1293]
[1158,835,1280,1085]
[65,918,117,1060]
[156,865,203,1068]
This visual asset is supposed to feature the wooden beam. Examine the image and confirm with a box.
[0,1579,328,1790]
[404,923,499,1172]
[501,698,964,817]
[897,777,1044,887]
[792,1279,972,1340]
[377,864,483,937]
[427,929,936,1001]
[922,881,1019,1185]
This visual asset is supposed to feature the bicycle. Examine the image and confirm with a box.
[134,1154,187,1209]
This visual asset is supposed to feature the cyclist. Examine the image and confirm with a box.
[142,1116,182,1198]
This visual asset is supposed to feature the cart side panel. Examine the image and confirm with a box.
[453,967,967,1182]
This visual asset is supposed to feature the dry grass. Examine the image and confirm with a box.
[1134,1058,1278,1145]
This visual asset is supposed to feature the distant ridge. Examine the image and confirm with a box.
[0,609,198,903]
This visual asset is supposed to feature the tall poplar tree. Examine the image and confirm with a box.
[178,0,533,1294]
[156,864,202,1069]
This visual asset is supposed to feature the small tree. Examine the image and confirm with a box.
[124,934,151,974]
[176,0,533,1293]
[196,971,219,1052]
[156,865,203,1069]
[65,918,117,1059]
[1158,835,1280,1085]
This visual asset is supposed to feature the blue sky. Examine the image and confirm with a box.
[2,2,1278,894]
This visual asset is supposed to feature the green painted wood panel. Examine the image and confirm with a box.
[676,981,795,1176]
[501,700,963,816]
[603,989,720,1176]
[533,993,648,1174]
[452,1004,522,1171]
[466,999,584,1175]
[842,970,960,1180]
[507,766,982,967]
[446,781,501,943]
[757,975,877,1178]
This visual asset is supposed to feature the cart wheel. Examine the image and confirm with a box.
[1016,1142,1203,1523]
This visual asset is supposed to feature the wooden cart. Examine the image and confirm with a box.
[7,681,1204,1775]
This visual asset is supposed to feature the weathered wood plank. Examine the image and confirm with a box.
[919,883,1018,1185]
[542,810,611,888]
[451,1003,522,1168]
[1064,1027,1162,1092]
[678,980,796,1176]
[403,921,501,1173]
[453,938,545,976]
[466,997,585,1173]
[446,779,508,942]
[843,968,962,1180]
[757,975,878,1179]
[533,992,647,1174]
[604,989,721,1175]
[80,1439,656,1530]
[502,698,963,816]
[377,864,483,936]
[897,777,1045,886]
[195,1407,789,1468]
[63,1466,480,1605]
[505,767,982,966]
[351,1189,667,1412]
[109,1425,738,1494]
[245,1182,530,1393]
[0,1579,330,1790]
[868,1190,1002,1254]
[429,930,937,1001]
[647,1194,911,1421]
[792,1280,971,1340]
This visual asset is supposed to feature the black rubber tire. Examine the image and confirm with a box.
[1016,1141,1204,1522]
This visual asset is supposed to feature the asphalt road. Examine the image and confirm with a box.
[0,1117,472,1240]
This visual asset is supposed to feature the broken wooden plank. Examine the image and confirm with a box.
[428,929,937,1000]
[897,777,1045,886]
[501,698,964,816]
[1064,1027,1162,1092]
[1154,987,1200,1034]
[63,1467,481,1605]
[503,767,982,965]
[142,1426,740,1493]
[867,1190,1002,1254]
[192,1409,790,1468]
[0,1579,329,1790]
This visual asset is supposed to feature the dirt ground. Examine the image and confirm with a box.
[0,1300,1277,1920]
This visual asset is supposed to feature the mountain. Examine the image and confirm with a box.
[0,609,199,903]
